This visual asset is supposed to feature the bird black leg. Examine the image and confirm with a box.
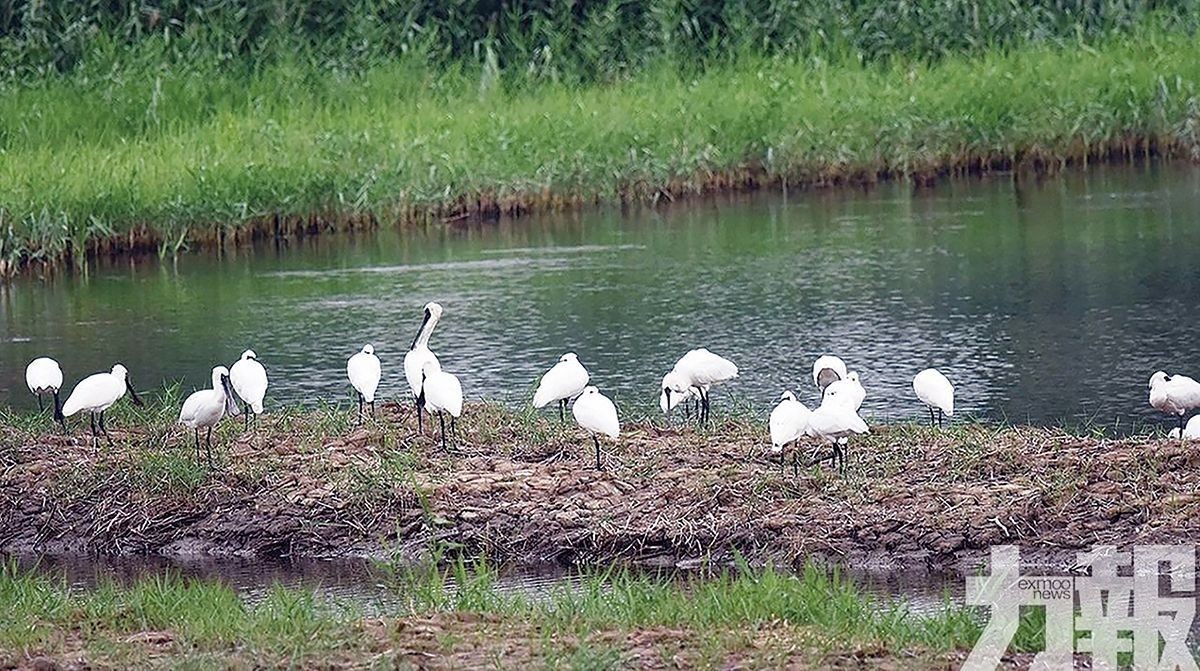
[938,409,944,429]
[1180,414,1187,437]
[194,429,201,461]
[370,401,376,418]
[416,396,425,432]
[356,393,364,424]
[89,413,98,448]
[559,399,565,423]
[437,411,448,451]
[205,427,214,467]
[928,406,935,427]
[593,435,602,470]
[36,395,43,413]
[98,412,112,444]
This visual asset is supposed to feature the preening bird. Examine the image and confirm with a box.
[229,349,268,429]
[806,401,869,472]
[178,366,240,466]
[913,368,954,428]
[59,364,144,445]
[1149,371,1200,436]
[769,390,811,476]
[533,352,590,422]
[25,357,63,414]
[347,344,382,422]
[572,386,619,469]
[1168,415,1200,440]
[822,371,865,412]
[812,355,847,393]
[660,348,738,424]
[405,302,443,432]
[421,360,462,450]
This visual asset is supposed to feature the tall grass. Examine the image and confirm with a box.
[1,22,1197,275]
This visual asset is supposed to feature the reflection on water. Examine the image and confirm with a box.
[2,162,1199,428]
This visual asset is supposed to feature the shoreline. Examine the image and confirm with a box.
[1,401,1194,569]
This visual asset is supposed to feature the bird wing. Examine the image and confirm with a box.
[913,369,954,415]
[769,401,810,447]
[682,350,738,385]
[404,348,438,397]
[347,354,382,399]
[230,360,268,404]
[533,361,588,407]
[61,374,112,416]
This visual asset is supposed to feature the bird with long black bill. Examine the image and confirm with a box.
[533,352,589,422]
[660,348,738,425]
[178,366,241,466]
[57,364,144,446]
[404,302,443,432]
[572,386,619,469]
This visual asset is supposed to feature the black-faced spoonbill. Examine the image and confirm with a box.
[1149,371,1200,437]
[1168,415,1200,440]
[533,352,590,422]
[572,386,619,469]
[229,349,268,429]
[404,302,443,432]
[58,364,144,445]
[806,401,868,472]
[660,348,738,424]
[421,360,462,450]
[178,366,240,466]
[912,368,954,428]
[25,357,63,414]
[769,390,811,476]
[811,355,847,393]
[347,344,382,422]
[822,371,865,411]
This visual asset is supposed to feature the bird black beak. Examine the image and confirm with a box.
[410,308,432,350]
[663,388,672,415]
[127,379,145,407]
[222,375,241,416]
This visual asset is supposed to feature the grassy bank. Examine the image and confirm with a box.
[1,18,1199,274]
[0,559,1002,669]
[0,394,1195,565]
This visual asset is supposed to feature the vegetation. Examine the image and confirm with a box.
[0,557,1010,668]
[0,3,1198,274]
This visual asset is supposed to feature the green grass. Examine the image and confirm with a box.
[1,19,1198,273]
[0,557,1026,667]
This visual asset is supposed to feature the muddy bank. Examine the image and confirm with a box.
[0,403,1195,569]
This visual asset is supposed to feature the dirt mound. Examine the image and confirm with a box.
[1,403,1196,569]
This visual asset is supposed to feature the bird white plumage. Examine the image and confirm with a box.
[25,357,64,413]
[61,364,141,417]
[178,366,239,465]
[807,399,868,472]
[913,368,954,427]
[769,391,810,454]
[1167,415,1200,440]
[1149,371,1200,436]
[347,344,382,403]
[811,355,847,391]
[405,302,443,430]
[229,349,268,415]
[660,348,738,422]
[533,352,589,416]
[572,385,619,469]
[422,359,462,450]
[822,371,865,411]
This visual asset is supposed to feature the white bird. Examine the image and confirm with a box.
[58,364,144,445]
[533,352,590,421]
[572,386,619,469]
[822,371,865,412]
[659,382,703,417]
[1150,371,1200,437]
[229,349,268,429]
[1168,415,1200,440]
[913,368,954,428]
[807,401,869,472]
[404,302,443,432]
[660,348,738,424]
[347,344,382,421]
[421,360,462,450]
[812,355,848,393]
[25,357,64,414]
[769,391,811,475]
[178,366,240,466]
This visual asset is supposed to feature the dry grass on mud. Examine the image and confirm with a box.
[0,399,1196,567]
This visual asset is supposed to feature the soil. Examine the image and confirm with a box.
[1,402,1196,572]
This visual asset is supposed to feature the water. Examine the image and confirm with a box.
[2,162,1199,428]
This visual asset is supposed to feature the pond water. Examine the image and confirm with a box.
[2,162,1199,429]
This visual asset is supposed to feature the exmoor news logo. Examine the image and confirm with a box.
[964,545,1198,671]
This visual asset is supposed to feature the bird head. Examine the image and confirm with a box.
[778,390,796,403]
[362,344,375,355]
[242,350,257,360]
[1149,371,1169,389]
[560,352,578,363]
